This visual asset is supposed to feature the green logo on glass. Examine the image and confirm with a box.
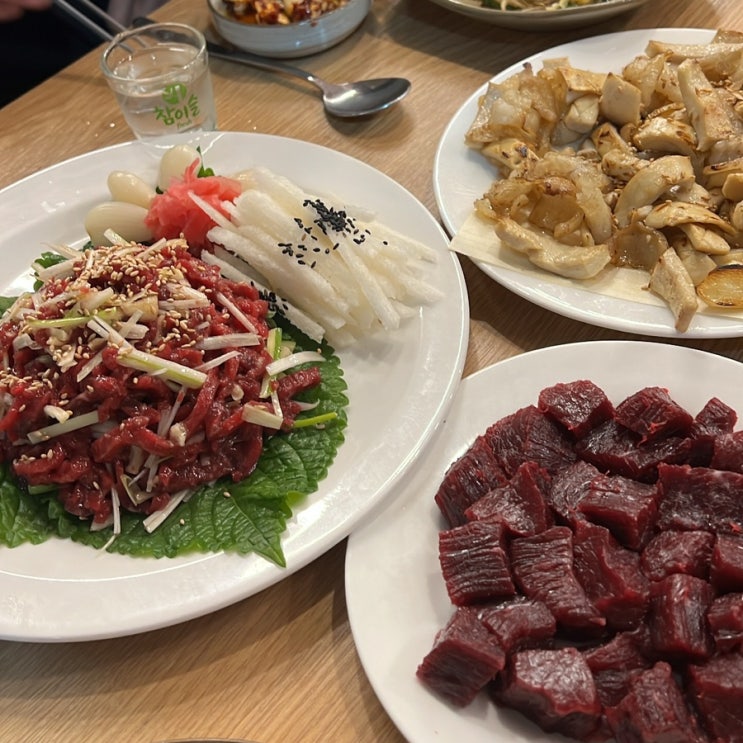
[162,83,188,105]
[155,84,201,129]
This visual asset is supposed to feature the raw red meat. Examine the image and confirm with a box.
[434,435,509,527]
[510,527,605,634]
[614,386,694,443]
[537,379,614,438]
[485,405,577,477]
[605,662,707,743]
[416,606,505,707]
[692,396,738,438]
[648,574,715,663]
[493,647,602,740]
[583,626,653,708]
[548,459,599,524]
[687,651,743,742]
[710,532,743,592]
[464,460,553,537]
[711,430,743,473]
[689,397,738,465]
[478,597,556,654]
[579,472,660,550]
[640,530,715,582]
[575,418,692,482]
[420,379,743,742]
[439,521,515,605]
[707,593,743,652]
[657,463,743,532]
[572,519,650,631]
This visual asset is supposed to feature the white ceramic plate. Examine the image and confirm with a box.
[0,131,468,642]
[346,340,743,743]
[425,0,648,30]
[433,28,743,340]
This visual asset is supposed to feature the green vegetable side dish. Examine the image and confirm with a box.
[0,314,347,567]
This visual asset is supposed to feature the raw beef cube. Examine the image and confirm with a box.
[707,593,743,652]
[688,396,738,466]
[579,472,660,550]
[493,647,602,740]
[710,532,743,592]
[576,419,692,483]
[692,396,738,437]
[417,606,505,707]
[687,651,743,742]
[548,459,599,524]
[479,597,556,654]
[614,386,694,443]
[640,530,715,582]
[510,526,605,633]
[465,461,553,537]
[537,379,615,439]
[572,519,650,631]
[434,435,509,527]
[485,405,577,478]
[439,521,515,605]
[711,430,743,473]
[583,626,653,708]
[648,573,714,663]
[657,463,743,533]
[605,662,707,743]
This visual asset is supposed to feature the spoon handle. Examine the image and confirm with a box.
[206,40,325,92]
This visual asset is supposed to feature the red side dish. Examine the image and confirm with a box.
[419,380,743,742]
[0,239,320,529]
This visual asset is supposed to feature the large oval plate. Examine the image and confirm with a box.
[433,28,743,339]
[0,131,468,641]
[346,340,743,742]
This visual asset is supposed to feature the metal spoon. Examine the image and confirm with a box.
[195,38,412,118]
[127,16,411,118]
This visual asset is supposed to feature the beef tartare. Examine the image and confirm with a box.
[0,237,323,534]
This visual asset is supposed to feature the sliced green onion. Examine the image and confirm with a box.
[291,412,338,429]
[265,351,324,377]
[266,327,282,360]
[27,410,100,444]
[143,488,192,533]
[26,307,118,330]
[242,403,284,429]
[88,316,207,389]
[117,347,207,389]
[196,333,260,350]
[27,483,58,495]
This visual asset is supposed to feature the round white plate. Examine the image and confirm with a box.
[346,340,743,742]
[0,131,468,642]
[433,28,743,340]
[425,0,648,30]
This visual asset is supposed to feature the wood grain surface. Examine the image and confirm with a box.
[1,0,742,740]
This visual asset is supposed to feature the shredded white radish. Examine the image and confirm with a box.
[199,166,442,346]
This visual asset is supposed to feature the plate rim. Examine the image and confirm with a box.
[0,130,470,642]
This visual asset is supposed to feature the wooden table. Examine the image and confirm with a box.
[1,0,742,740]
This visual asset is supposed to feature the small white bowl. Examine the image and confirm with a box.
[207,0,371,58]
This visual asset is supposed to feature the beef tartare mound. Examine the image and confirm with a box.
[0,238,323,533]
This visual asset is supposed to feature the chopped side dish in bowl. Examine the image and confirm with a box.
[207,0,370,57]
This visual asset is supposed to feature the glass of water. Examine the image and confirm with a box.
[101,22,217,141]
